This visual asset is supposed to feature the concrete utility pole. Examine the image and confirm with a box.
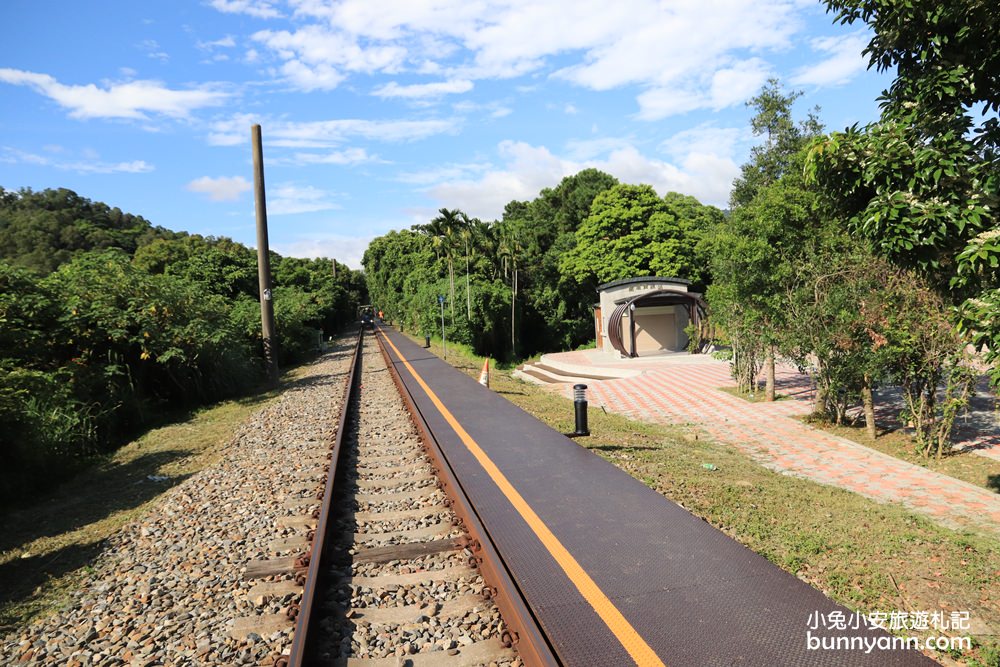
[252,124,279,384]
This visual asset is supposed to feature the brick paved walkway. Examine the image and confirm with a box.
[550,351,1000,537]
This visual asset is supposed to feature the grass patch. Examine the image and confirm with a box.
[717,385,790,403]
[0,365,310,633]
[410,332,1000,664]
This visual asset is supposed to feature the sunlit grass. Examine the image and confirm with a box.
[0,375,290,632]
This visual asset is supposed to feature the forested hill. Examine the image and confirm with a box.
[0,186,366,504]
[0,187,180,274]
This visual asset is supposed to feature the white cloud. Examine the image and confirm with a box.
[564,136,634,161]
[138,39,170,63]
[186,175,252,201]
[397,162,491,186]
[427,141,575,220]
[564,104,579,115]
[268,183,341,215]
[272,234,374,270]
[1,147,154,174]
[635,58,772,120]
[251,25,407,90]
[452,99,512,119]
[791,32,870,87]
[198,35,237,55]
[207,114,457,148]
[0,68,228,120]
[278,59,345,91]
[246,0,806,116]
[659,124,745,159]
[209,0,282,19]
[289,0,482,41]
[633,89,704,119]
[372,79,473,99]
[420,136,738,219]
[709,59,772,109]
[208,36,237,48]
[286,147,382,165]
[600,146,738,206]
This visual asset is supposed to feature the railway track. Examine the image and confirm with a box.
[279,330,545,666]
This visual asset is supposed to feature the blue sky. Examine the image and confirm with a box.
[0,0,891,268]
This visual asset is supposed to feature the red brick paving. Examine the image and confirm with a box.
[548,351,1000,537]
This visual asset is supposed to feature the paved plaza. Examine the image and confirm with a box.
[546,350,1000,537]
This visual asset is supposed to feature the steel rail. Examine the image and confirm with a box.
[373,324,559,667]
[281,328,365,667]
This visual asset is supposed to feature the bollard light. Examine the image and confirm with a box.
[573,383,590,437]
[424,335,431,348]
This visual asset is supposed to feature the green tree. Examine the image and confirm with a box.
[784,252,974,452]
[808,0,1000,381]
[0,187,176,274]
[709,175,835,395]
[425,208,464,322]
[498,224,524,358]
[363,230,435,327]
[133,235,258,300]
[715,79,824,399]
[501,169,618,352]
[560,184,707,286]
[730,79,823,209]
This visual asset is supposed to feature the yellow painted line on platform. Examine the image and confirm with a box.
[378,330,665,667]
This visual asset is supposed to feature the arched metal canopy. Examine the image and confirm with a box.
[606,289,708,358]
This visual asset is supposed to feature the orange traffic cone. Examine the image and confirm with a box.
[478,358,490,387]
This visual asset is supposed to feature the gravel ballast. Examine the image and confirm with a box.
[2,341,356,666]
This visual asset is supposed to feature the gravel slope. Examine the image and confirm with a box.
[3,341,355,666]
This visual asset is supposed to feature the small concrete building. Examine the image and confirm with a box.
[594,277,706,358]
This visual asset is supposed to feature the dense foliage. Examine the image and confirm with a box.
[806,0,1000,382]
[0,187,180,274]
[708,80,829,398]
[711,61,981,454]
[5,0,993,503]
[0,187,366,502]
[363,172,719,360]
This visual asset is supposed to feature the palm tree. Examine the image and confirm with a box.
[498,223,523,359]
[418,216,446,262]
[459,213,476,320]
[475,220,503,281]
[429,208,462,321]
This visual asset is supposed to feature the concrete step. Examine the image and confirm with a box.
[532,362,623,381]
[536,355,643,380]
[514,364,595,385]
[512,368,554,385]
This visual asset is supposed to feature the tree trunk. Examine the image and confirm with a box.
[510,268,517,359]
[465,251,471,320]
[814,361,829,419]
[926,384,942,459]
[449,259,455,319]
[765,345,775,401]
[861,376,876,440]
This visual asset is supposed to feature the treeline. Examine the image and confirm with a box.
[365,0,999,462]
[707,79,978,459]
[363,171,721,360]
[0,187,366,502]
[709,0,999,459]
